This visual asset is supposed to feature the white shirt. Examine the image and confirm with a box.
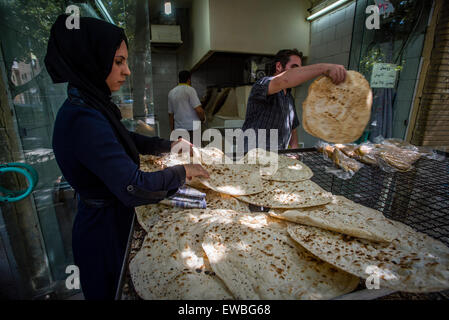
[168,84,201,131]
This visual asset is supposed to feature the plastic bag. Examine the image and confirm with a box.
[372,136,431,172]
[316,141,363,179]
[316,141,335,162]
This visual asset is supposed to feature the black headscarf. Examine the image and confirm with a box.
[45,14,140,166]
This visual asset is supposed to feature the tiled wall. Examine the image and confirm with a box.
[150,8,190,139]
[151,52,179,139]
[295,1,356,148]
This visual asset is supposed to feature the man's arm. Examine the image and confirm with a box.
[194,105,205,122]
[189,88,204,121]
[268,63,347,95]
[289,128,299,149]
[169,112,174,132]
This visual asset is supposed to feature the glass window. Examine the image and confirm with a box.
[349,0,432,141]
[0,0,155,299]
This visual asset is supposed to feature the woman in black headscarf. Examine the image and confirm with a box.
[45,14,209,300]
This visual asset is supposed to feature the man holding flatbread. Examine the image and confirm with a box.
[241,49,347,151]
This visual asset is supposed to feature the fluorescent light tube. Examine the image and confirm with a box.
[164,1,172,15]
[307,0,351,21]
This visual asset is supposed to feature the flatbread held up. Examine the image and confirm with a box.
[302,70,372,143]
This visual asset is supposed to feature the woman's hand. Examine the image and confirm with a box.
[183,164,210,180]
[171,138,193,155]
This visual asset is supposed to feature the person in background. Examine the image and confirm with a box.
[241,49,347,152]
[168,70,205,143]
[46,14,209,300]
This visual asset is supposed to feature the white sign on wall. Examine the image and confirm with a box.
[370,63,398,88]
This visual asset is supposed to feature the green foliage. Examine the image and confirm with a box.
[0,0,66,63]
[0,0,138,63]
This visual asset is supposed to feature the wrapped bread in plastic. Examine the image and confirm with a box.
[332,148,363,173]
[355,143,379,165]
[334,144,360,160]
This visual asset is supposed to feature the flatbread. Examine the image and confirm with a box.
[241,149,313,182]
[270,196,397,242]
[135,190,249,232]
[191,163,264,196]
[377,145,422,172]
[135,204,181,232]
[197,146,230,165]
[236,179,333,209]
[241,148,279,166]
[202,213,359,299]
[261,156,313,182]
[140,154,166,172]
[205,190,250,212]
[302,71,372,143]
[287,221,449,292]
[129,209,237,299]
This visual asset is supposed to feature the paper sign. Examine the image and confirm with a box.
[370,63,398,88]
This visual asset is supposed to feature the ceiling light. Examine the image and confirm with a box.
[164,1,172,15]
[307,0,351,21]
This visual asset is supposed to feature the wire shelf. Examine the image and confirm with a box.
[293,151,449,247]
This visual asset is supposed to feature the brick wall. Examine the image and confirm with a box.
[411,2,449,148]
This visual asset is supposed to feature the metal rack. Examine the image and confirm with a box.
[286,149,449,247]
[116,148,449,300]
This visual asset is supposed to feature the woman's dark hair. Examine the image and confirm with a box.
[269,49,303,75]
[179,70,191,83]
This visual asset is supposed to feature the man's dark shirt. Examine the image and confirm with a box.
[241,76,299,151]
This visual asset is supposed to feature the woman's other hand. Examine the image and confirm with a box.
[183,164,210,180]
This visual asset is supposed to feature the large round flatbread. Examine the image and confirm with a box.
[241,148,313,182]
[135,204,181,233]
[197,146,230,164]
[135,190,249,232]
[129,209,237,299]
[287,221,449,292]
[191,163,264,196]
[205,190,250,212]
[270,196,397,242]
[261,156,313,182]
[302,71,373,143]
[157,148,262,196]
[241,148,279,166]
[202,213,359,299]
[236,179,333,209]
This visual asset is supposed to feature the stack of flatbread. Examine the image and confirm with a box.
[133,148,449,299]
[130,209,359,300]
[269,195,449,293]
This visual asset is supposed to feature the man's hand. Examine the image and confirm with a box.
[183,164,210,180]
[322,64,347,85]
[171,138,193,155]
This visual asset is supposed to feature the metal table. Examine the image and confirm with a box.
[116,148,449,300]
